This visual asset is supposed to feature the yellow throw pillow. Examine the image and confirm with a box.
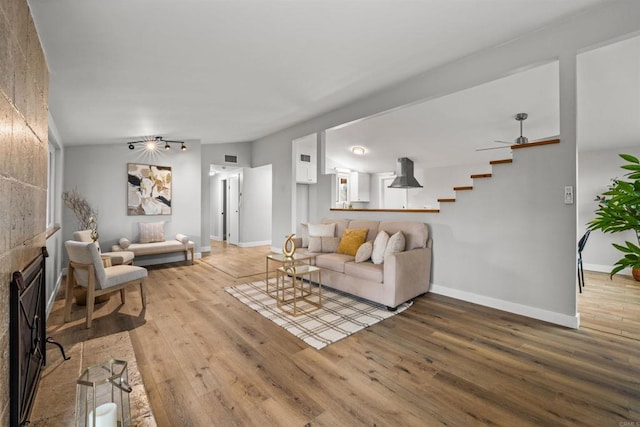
[336,228,368,256]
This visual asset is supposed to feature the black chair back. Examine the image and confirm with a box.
[578,230,591,254]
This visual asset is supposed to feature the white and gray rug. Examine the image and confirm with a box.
[225,280,412,350]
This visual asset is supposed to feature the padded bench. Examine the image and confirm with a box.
[112,233,195,265]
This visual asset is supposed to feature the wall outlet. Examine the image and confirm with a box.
[564,186,574,204]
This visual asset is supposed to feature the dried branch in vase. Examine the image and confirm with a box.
[62,189,98,230]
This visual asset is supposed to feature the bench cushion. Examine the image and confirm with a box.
[112,240,194,256]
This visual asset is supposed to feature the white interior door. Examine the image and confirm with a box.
[228,175,240,245]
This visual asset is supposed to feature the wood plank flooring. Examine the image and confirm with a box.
[43,242,640,426]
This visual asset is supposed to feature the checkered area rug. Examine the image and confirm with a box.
[225,280,412,350]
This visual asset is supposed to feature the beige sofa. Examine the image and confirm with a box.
[295,218,431,310]
[111,234,195,265]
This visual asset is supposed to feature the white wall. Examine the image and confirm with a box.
[578,145,640,273]
[63,142,202,264]
[252,2,640,328]
[240,164,272,246]
[368,162,488,209]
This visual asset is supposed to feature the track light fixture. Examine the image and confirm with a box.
[126,136,187,152]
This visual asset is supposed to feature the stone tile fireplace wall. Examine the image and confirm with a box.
[0,0,49,423]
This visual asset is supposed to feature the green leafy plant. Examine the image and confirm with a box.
[588,154,640,277]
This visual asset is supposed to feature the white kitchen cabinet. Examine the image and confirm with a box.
[349,172,370,202]
[294,137,317,184]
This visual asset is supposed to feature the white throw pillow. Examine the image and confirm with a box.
[300,223,309,247]
[384,231,406,257]
[139,221,165,243]
[371,231,389,264]
[118,237,131,249]
[307,223,336,237]
[175,233,190,245]
[355,241,373,263]
[308,236,340,253]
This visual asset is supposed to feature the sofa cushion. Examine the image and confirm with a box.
[308,236,340,253]
[337,228,368,256]
[371,230,389,264]
[320,217,350,238]
[355,241,373,263]
[344,261,383,283]
[139,221,165,243]
[316,253,355,273]
[379,221,428,250]
[384,231,406,257]
[126,240,190,256]
[308,223,335,237]
[348,220,380,242]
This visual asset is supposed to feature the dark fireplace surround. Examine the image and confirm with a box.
[10,247,47,426]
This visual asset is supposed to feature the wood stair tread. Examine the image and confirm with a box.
[511,138,560,150]
[438,198,456,203]
[471,173,492,179]
[453,186,473,191]
[490,158,513,165]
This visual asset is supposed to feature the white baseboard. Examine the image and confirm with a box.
[583,263,631,275]
[210,235,223,241]
[430,283,580,329]
[46,272,64,318]
[238,240,272,248]
[200,246,211,253]
[271,246,282,254]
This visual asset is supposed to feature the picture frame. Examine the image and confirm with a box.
[127,163,172,215]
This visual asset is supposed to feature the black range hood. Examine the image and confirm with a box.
[388,157,423,189]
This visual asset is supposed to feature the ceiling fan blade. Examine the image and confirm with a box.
[476,146,511,151]
[493,140,513,145]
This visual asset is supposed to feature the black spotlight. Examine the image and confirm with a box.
[128,143,135,150]
[181,143,187,151]
[164,143,171,150]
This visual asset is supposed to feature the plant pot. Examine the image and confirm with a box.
[633,267,640,282]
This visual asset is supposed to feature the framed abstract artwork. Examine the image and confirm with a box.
[127,163,172,215]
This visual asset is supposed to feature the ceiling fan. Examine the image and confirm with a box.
[476,113,529,151]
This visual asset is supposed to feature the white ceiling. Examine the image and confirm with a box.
[326,33,640,173]
[29,0,611,147]
[326,61,561,173]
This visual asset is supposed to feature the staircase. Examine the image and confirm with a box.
[437,138,560,208]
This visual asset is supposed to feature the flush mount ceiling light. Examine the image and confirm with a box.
[127,136,187,152]
[351,146,366,156]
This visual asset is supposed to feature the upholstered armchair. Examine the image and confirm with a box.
[64,240,148,328]
[73,230,135,265]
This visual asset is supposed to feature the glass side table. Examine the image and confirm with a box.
[265,253,316,297]
[275,264,322,316]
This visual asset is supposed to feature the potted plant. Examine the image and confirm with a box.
[588,154,640,280]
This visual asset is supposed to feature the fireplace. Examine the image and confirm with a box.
[10,247,47,426]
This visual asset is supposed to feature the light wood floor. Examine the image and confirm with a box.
[44,243,640,426]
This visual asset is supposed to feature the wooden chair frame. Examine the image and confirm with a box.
[64,261,146,328]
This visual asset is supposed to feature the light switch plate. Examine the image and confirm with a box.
[564,186,574,204]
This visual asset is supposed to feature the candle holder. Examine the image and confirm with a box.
[76,359,131,427]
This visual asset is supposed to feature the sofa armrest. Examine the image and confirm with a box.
[383,247,431,306]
